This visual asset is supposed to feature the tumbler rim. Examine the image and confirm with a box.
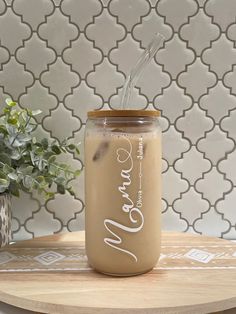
[87,110,160,118]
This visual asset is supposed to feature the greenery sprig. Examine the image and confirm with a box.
[0,99,80,198]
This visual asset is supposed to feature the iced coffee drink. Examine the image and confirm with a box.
[85,110,161,276]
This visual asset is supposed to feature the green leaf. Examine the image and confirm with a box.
[38,157,47,171]
[48,164,57,175]
[2,164,14,174]
[30,151,35,165]
[0,153,11,166]
[18,165,33,175]
[46,192,54,199]
[68,144,76,150]
[0,185,7,193]
[8,172,18,180]
[43,151,54,160]
[8,181,20,197]
[55,176,66,184]
[31,110,42,116]
[26,142,32,150]
[57,184,65,194]
[23,175,33,189]
[67,187,75,196]
[7,117,18,125]
[34,142,42,149]
[26,109,32,116]
[0,125,8,136]
[58,163,68,170]
[41,138,48,149]
[0,170,8,179]
[35,146,44,154]
[44,176,53,185]
[17,134,31,143]
[36,176,44,183]
[74,169,81,176]
[5,98,17,107]
[52,145,61,155]
[10,150,21,160]
[0,178,9,186]
[21,111,28,122]
[10,139,24,148]
[3,108,10,115]
[25,123,36,133]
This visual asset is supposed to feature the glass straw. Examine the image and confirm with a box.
[120,33,165,109]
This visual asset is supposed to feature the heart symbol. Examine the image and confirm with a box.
[116,147,131,163]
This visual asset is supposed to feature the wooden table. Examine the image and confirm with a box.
[0,231,236,314]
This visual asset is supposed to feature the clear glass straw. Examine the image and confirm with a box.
[120,33,165,109]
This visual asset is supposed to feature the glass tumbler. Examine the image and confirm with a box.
[85,110,162,276]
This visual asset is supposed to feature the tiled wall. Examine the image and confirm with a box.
[0,0,236,240]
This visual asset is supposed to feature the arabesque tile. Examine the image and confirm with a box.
[0,0,235,240]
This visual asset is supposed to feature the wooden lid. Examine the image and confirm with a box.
[87,110,160,118]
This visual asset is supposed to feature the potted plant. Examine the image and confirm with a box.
[0,99,80,247]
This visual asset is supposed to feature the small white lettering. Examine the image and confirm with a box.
[136,190,143,208]
[137,137,143,160]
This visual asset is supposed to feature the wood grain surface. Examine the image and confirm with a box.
[0,231,236,314]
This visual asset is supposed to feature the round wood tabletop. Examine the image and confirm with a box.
[0,231,236,314]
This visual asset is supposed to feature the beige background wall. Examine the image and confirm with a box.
[0,0,236,240]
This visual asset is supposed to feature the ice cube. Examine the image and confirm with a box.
[93,141,109,161]
[143,143,147,156]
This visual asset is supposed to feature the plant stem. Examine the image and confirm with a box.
[11,114,32,146]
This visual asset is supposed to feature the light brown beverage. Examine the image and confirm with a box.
[85,114,162,276]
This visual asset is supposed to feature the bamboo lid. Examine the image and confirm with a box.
[87,110,160,118]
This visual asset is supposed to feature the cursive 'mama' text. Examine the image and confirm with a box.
[104,136,144,262]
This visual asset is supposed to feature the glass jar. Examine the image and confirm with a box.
[84,110,162,276]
